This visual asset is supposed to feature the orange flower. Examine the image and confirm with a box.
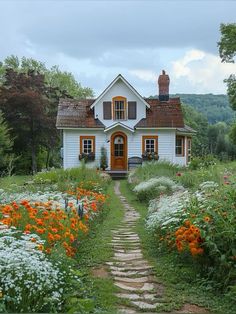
[204,216,211,223]
[37,244,44,251]
[54,234,61,241]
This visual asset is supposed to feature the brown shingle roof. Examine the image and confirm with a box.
[56,98,105,128]
[56,97,185,129]
[135,98,184,128]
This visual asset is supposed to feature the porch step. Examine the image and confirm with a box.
[106,171,128,180]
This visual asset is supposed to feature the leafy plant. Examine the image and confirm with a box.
[100,146,108,170]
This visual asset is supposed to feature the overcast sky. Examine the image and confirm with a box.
[0,0,235,97]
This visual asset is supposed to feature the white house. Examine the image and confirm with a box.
[56,71,195,171]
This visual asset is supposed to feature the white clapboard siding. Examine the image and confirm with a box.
[63,130,105,169]
[63,128,187,169]
[174,156,187,166]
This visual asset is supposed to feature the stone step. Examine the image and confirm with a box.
[116,292,159,302]
[114,281,155,292]
[111,270,151,277]
[113,249,142,254]
[114,276,149,283]
[131,300,160,311]
[109,265,153,272]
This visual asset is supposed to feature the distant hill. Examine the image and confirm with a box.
[175,94,235,124]
[150,94,236,124]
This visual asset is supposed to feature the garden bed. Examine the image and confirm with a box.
[0,166,113,313]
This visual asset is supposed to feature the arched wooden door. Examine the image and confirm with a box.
[110,132,127,170]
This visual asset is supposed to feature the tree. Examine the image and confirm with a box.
[218,23,236,110]
[218,23,236,63]
[0,69,53,174]
[0,111,14,174]
[230,123,236,146]
[182,104,209,155]
[0,56,94,174]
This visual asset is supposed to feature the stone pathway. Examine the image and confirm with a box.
[104,181,210,314]
[106,181,165,313]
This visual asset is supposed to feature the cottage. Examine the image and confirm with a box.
[56,71,195,170]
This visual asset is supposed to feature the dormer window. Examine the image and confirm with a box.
[113,96,127,120]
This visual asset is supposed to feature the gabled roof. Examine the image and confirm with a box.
[104,122,135,133]
[90,74,150,109]
[56,98,104,129]
[177,125,197,134]
[135,98,184,128]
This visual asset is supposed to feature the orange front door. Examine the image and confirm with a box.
[111,132,127,170]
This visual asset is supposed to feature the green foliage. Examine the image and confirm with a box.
[128,161,180,187]
[182,104,209,155]
[133,176,181,202]
[218,23,236,111]
[230,123,236,145]
[218,23,236,63]
[120,180,236,314]
[188,155,218,170]
[0,56,94,175]
[100,146,108,170]
[225,74,236,111]
[0,56,94,99]
[207,122,236,160]
[180,94,235,124]
[0,111,14,174]
[33,166,111,193]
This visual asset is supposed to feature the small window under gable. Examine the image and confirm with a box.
[112,96,127,120]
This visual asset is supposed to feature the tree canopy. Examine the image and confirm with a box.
[0,56,94,174]
[0,111,14,174]
[218,23,236,110]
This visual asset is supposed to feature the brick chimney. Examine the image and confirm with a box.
[158,70,170,101]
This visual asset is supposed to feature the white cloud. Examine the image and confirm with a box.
[129,69,157,82]
[171,49,236,93]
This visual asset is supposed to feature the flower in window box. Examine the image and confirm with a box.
[142,151,159,161]
[78,152,95,162]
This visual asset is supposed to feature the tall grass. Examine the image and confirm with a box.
[129,161,181,187]
[33,165,111,192]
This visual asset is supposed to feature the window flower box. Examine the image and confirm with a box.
[78,152,95,162]
[142,151,159,161]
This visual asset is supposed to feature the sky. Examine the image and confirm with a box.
[0,0,235,97]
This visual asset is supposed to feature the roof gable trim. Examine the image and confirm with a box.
[90,74,150,109]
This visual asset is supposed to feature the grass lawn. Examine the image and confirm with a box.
[0,175,31,189]
[75,182,125,313]
[120,179,235,314]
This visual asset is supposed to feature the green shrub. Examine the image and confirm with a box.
[33,164,111,192]
[189,155,218,170]
[100,146,108,170]
[133,176,183,201]
[128,161,181,187]
[146,180,236,290]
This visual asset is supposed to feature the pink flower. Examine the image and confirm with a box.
[223,175,229,180]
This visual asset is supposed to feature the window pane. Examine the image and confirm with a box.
[114,100,125,120]
[176,137,183,155]
[114,143,124,156]
[145,139,155,153]
[83,139,93,154]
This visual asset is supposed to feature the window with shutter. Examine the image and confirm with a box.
[112,96,127,120]
[103,101,112,119]
[128,101,137,119]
